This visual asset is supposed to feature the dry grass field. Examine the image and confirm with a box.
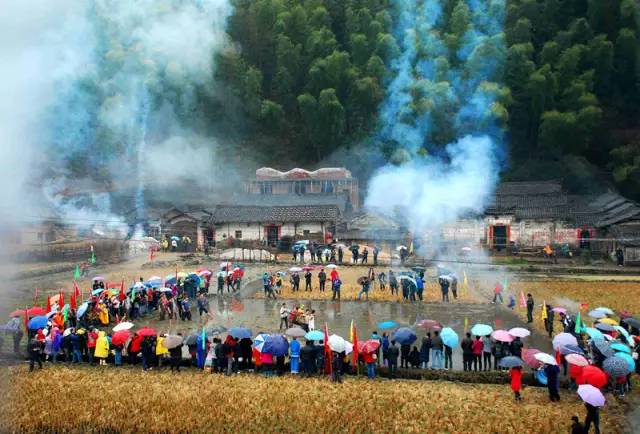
[3,366,629,433]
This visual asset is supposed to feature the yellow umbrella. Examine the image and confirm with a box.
[177,272,188,278]
[598,318,618,326]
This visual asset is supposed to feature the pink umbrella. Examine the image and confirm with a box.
[491,330,514,342]
[508,327,531,338]
[417,320,442,330]
[552,332,578,351]
[566,353,589,367]
[551,307,567,314]
[522,348,542,368]
[577,384,606,407]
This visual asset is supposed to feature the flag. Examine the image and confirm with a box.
[73,265,81,280]
[409,241,414,255]
[463,271,468,287]
[580,303,588,311]
[73,281,81,298]
[70,293,77,310]
[574,311,582,335]
[464,317,469,333]
[62,304,69,323]
[90,245,96,264]
[541,300,548,321]
[519,291,527,309]
[201,327,206,351]
[58,290,64,308]
[45,296,51,313]
[503,277,509,293]
[350,320,359,367]
[119,280,126,302]
[23,306,29,333]
[323,324,332,375]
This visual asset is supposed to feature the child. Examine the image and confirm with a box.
[510,366,522,401]
[508,294,516,310]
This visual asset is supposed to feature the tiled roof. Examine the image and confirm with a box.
[222,193,349,213]
[209,205,339,223]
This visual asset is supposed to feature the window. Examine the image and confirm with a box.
[235,230,242,239]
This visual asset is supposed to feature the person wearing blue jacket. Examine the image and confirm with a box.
[416,276,424,301]
[290,338,301,374]
[196,333,207,369]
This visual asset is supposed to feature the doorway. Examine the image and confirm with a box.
[267,226,280,247]
[492,225,508,251]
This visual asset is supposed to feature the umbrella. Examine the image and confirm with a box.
[534,352,557,365]
[160,335,182,349]
[578,365,608,388]
[522,348,542,368]
[27,316,48,330]
[622,317,640,329]
[560,344,585,356]
[137,327,157,337]
[76,328,85,335]
[551,307,567,314]
[566,353,589,366]
[198,270,212,277]
[207,326,227,336]
[392,327,417,345]
[594,307,614,315]
[396,245,407,251]
[614,326,634,345]
[595,323,616,332]
[377,321,398,330]
[584,327,604,340]
[216,271,227,278]
[357,276,370,285]
[440,328,459,348]
[76,302,89,319]
[184,335,197,346]
[358,339,381,354]
[148,275,162,281]
[289,267,302,272]
[228,327,251,339]
[618,310,632,319]
[603,356,632,377]
[499,356,524,368]
[159,287,173,293]
[592,339,614,358]
[470,324,493,336]
[614,352,636,372]
[63,328,72,337]
[326,264,338,269]
[588,310,606,319]
[610,342,631,354]
[328,335,347,353]
[285,327,306,338]
[113,322,134,332]
[171,236,180,241]
[597,318,618,326]
[111,330,130,346]
[302,266,315,271]
[9,307,47,318]
[305,330,324,341]
[603,334,614,342]
[508,327,531,338]
[92,276,105,281]
[344,341,354,355]
[536,369,548,385]
[491,330,514,343]
[552,333,578,350]
[578,385,606,407]
[416,320,441,330]
[253,333,271,352]
[264,335,289,356]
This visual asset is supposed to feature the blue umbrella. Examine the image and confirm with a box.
[305,330,324,341]
[377,321,397,330]
[392,327,417,345]
[91,288,105,296]
[264,335,289,356]
[27,315,48,330]
[592,338,614,358]
[499,356,524,368]
[76,302,89,319]
[610,342,631,354]
[614,326,633,345]
[470,324,493,336]
[165,277,177,286]
[584,327,604,340]
[536,369,548,385]
[603,356,632,377]
[614,352,636,372]
[440,327,459,348]
[228,327,252,339]
[560,344,584,356]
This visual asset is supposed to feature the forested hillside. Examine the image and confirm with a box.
[217,0,640,199]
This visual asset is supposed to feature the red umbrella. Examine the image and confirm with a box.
[302,266,315,271]
[358,339,381,354]
[577,365,608,388]
[522,348,542,368]
[569,364,584,380]
[111,330,130,346]
[417,320,442,330]
[618,310,632,319]
[137,327,157,337]
[9,307,46,317]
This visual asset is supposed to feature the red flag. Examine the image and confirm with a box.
[45,296,51,313]
[351,321,359,367]
[73,281,81,298]
[58,290,64,308]
[119,279,126,302]
[70,293,77,310]
[323,324,332,375]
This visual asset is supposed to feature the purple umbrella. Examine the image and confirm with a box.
[491,330,514,343]
[552,333,578,351]
[551,307,567,315]
[560,344,585,356]
[264,335,289,357]
[577,385,605,407]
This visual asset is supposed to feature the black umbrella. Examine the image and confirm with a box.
[592,339,614,358]
[499,356,524,368]
[603,356,632,377]
[622,317,640,329]
[184,334,198,346]
[207,326,227,336]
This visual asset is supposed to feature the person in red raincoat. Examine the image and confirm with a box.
[510,366,522,401]
[128,333,143,365]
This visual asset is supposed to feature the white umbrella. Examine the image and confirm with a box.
[148,276,162,281]
[326,264,338,269]
[253,333,270,352]
[289,267,303,272]
[534,352,558,365]
[113,322,134,332]
[508,327,531,338]
[328,334,347,353]
[396,245,407,251]
[63,328,72,337]
[594,307,614,315]
[344,340,353,355]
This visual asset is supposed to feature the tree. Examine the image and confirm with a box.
[259,100,285,133]
[317,88,346,155]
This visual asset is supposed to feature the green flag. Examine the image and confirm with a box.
[201,327,206,351]
[574,311,582,334]
[503,277,508,293]
[62,304,69,323]
[90,251,96,264]
[74,265,81,280]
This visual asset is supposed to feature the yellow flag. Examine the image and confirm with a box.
[541,300,548,321]
[463,271,469,287]
[349,319,354,343]
[409,241,414,254]
[464,317,468,333]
